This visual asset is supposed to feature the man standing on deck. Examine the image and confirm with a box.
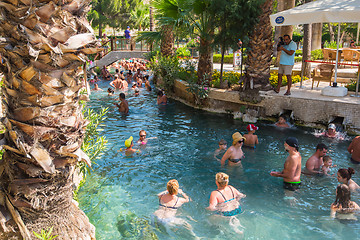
[270,137,302,191]
[275,35,296,96]
[305,143,328,174]
[124,26,131,50]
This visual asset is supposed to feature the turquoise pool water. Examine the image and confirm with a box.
[78,80,360,239]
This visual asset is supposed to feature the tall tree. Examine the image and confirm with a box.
[210,0,261,88]
[88,0,123,36]
[302,0,313,78]
[130,3,150,31]
[0,0,99,238]
[243,0,274,98]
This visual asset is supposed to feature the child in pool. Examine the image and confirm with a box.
[275,116,290,128]
[243,124,259,148]
[119,136,140,156]
[321,156,336,176]
[214,139,227,161]
[330,184,360,219]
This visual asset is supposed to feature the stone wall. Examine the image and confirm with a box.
[172,79,360,134]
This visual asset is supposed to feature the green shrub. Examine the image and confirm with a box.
[294,56,302,63]
[346,79,359,92]
[295,50,302,56]
[311,49,323,60]
[269,72,307,87]
[292,32,303,43]
[176,46,191,57]
[324,41,342,49]
[211,70,243,88]
[213,54,234,64]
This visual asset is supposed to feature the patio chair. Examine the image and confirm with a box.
[328,49,341,67]
[342,49,355,68]
[322,48,330,61]
[312,64,335,89]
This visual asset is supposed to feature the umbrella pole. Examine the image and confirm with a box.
[333,24,341,87]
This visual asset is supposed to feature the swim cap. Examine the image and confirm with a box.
[285,137,299,149]
[328,123,336,130]
[246,124,258,132]
[125,136,133,147]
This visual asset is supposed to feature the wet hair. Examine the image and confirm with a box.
[157,91,164,97]
[167,179,179,195]
[115,69,119,73]
[334,184,351,209]
[316,143,328,151]
[338,168,355,181]
[107,88,114,93]
[119,93,126,99]
[216,172,229,187]
[219,139,227,145]
[323,155,332,163]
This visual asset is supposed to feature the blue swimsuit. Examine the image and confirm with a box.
[217,186,242,216]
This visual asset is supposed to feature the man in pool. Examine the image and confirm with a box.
[304,143,328,174]
[348,136,360,163]
[270,137,302,191]
[114,93,129,114]
[110,74,123,89]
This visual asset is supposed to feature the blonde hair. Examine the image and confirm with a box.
[167,179,179,195]
[216,172,229,187]
[323,155,332,163]
[139,130,146,136]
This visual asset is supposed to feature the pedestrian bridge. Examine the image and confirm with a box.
[94,51,147,69]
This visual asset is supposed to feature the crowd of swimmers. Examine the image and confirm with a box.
[88,61,360,233]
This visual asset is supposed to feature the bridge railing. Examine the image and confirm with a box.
[109,37,150,52]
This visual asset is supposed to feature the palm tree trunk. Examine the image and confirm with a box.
[0,1,98,239]
[244,0,273,93]
[197,35,213,84]
[160,25,174,56]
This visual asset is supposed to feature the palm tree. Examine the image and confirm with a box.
[243,0,274,95]
[130,3,150,31]
[0,1,99,238]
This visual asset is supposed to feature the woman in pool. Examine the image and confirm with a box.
[220,132,245,166]
[207,172,246,216]
[337,168,360,192]
[154,179,190,221]
[330,184,360,219]
[137,130,147,145]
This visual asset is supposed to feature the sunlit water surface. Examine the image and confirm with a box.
[78,80,360,239]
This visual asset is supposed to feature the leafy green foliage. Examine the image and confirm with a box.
[213,54,233,64]
[88,0,123,34]
[148,53,180,92]
[80,107,108,176]
[176,46,190,57]
[295,50,302,56]
[346,78,359,92]
[311,49,323,60]
[211,70,243,88]
[33,227,58,240]
[269,72,307,87]
[323,41,342,49]
[130,2,150,31]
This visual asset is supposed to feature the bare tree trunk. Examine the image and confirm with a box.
[197,35,213,84]
[150,6,154,31]
[328,23,335,42]
[311,23,322,50]
[303,23,312,78]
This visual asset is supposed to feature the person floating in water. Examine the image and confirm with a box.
[114,93,129,114]
[321,156,336,176]
[270,137,302,191]
[243,124,259,148]
[321,123,344,140]
[154,179,190,221]
[336,168,360,192]
[221,132,245,166]
[330,184,360,220]
[207,172,246,216]
[275,115,290,128]
[304,143,327,175]
[157,90,167,105]
[214,139,227,160]
[348,136,360,164]
[121,136,139,156]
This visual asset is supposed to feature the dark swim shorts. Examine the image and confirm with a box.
[283,181,301,191]
[350,158,360,164]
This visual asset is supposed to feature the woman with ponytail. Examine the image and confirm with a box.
[337,168,360,192]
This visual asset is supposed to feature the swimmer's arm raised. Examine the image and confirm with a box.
[178,189,190,202]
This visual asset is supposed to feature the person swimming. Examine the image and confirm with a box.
[243,124,259,148]
[119,136,140,156]
[207,172,246,216]
[214,139,227,161]
[275,115,290,128]
[330,184,360,219]
[137,130,147,145]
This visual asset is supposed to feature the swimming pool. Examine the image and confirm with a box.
[78,80,360,239]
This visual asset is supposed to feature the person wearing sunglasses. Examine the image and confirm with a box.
[220,132,246,166]
[137,130,148,145]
